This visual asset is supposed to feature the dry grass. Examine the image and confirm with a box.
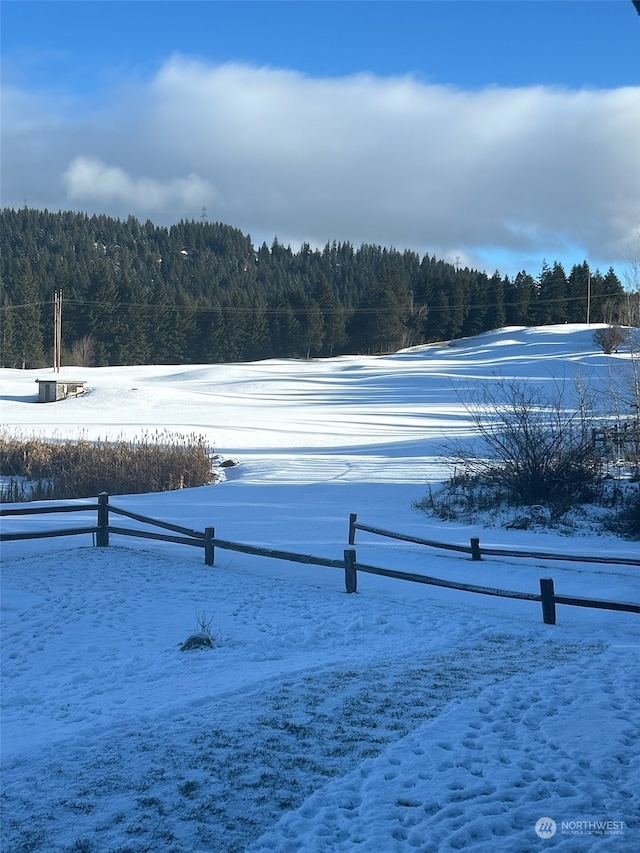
[0,430,215,501]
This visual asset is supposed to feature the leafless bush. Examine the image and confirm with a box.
[67,334,96,367]
[610,488,640,538]
[603,330,640,476]
[195,611,214,636]
[180,611,220,651]
[442,380,602,515]
[593,325,628,354]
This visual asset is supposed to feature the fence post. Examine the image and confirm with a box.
[470,537,482,561]
[540,578,556,625]
[344,548,358,594]
[204,527,215,566]
[348,513,357,545]
[96,492,109,547]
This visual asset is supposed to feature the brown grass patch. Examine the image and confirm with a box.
[0,430,215,501]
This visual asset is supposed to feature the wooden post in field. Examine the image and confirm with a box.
[540,578,556,625]
[344,548,358,594]
[470,537,482,561]
[348,513,357,545]
[96,492,109,547]
[204,527,215,566]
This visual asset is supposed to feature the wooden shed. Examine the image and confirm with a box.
[36,379,86,403]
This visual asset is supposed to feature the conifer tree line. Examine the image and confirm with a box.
[0,207,632,369]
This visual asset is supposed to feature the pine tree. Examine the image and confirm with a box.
[147,281,178,363]
[302,300,325,358]
[536,261,568,324]
[75,259,121,365]
[269,301,302,357]
[445,272,466,339]
[114,275,151,364]
[197,304,228,363]
[313,274,347,356]
[485,272,506,330]
[462,273,490,337]
[505,271,535,325]
[599,267,624,323]
[0,284,18,368]
[12,260,45,368]
[246,299,271,361]
[351,271,409,353]
[567,263,590,323]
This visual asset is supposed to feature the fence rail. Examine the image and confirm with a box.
[104,504,206,539]
[0,502,97,517]
[209,536,345,570]
[348,513,640,568]
[107,525,205,549]
[345,554,541,601]
[2,494,638,625]
[3,525,98,541]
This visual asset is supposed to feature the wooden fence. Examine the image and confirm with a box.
[348,513,640,568]
[1,494,639,626]
[0,492,209,555]
[592,420,640,460]
[0,493,345,573]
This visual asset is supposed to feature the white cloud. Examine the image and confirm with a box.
[63,156,214,211]
[2,57,639,273]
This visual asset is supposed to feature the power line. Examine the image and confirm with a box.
[1,289,630,319]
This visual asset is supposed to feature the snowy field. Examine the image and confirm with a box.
[1,325,639,852]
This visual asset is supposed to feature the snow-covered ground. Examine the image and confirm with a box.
[1,325,638,852]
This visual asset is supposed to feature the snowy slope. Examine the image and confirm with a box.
[1,325,638,852]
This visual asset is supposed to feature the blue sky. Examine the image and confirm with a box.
[4,2,639,91]
[2,1,639,277]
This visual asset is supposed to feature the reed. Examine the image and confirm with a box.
[0,430,215,501]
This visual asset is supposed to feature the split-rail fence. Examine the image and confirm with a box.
[1,494,639,626]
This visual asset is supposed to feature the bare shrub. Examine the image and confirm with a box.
[601,481,640,539]
[593,325,628,354]
[441,380,602,515]
[180,611,220,651]
[602,329,640,477]
[67,334,96,367]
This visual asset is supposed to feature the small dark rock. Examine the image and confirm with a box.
[180,632,214,651]
[219,458,239,468]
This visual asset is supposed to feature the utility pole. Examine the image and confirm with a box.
[53,289,63,372]
[586,270,591,325]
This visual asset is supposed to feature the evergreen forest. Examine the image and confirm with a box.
[0,207,632,369]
